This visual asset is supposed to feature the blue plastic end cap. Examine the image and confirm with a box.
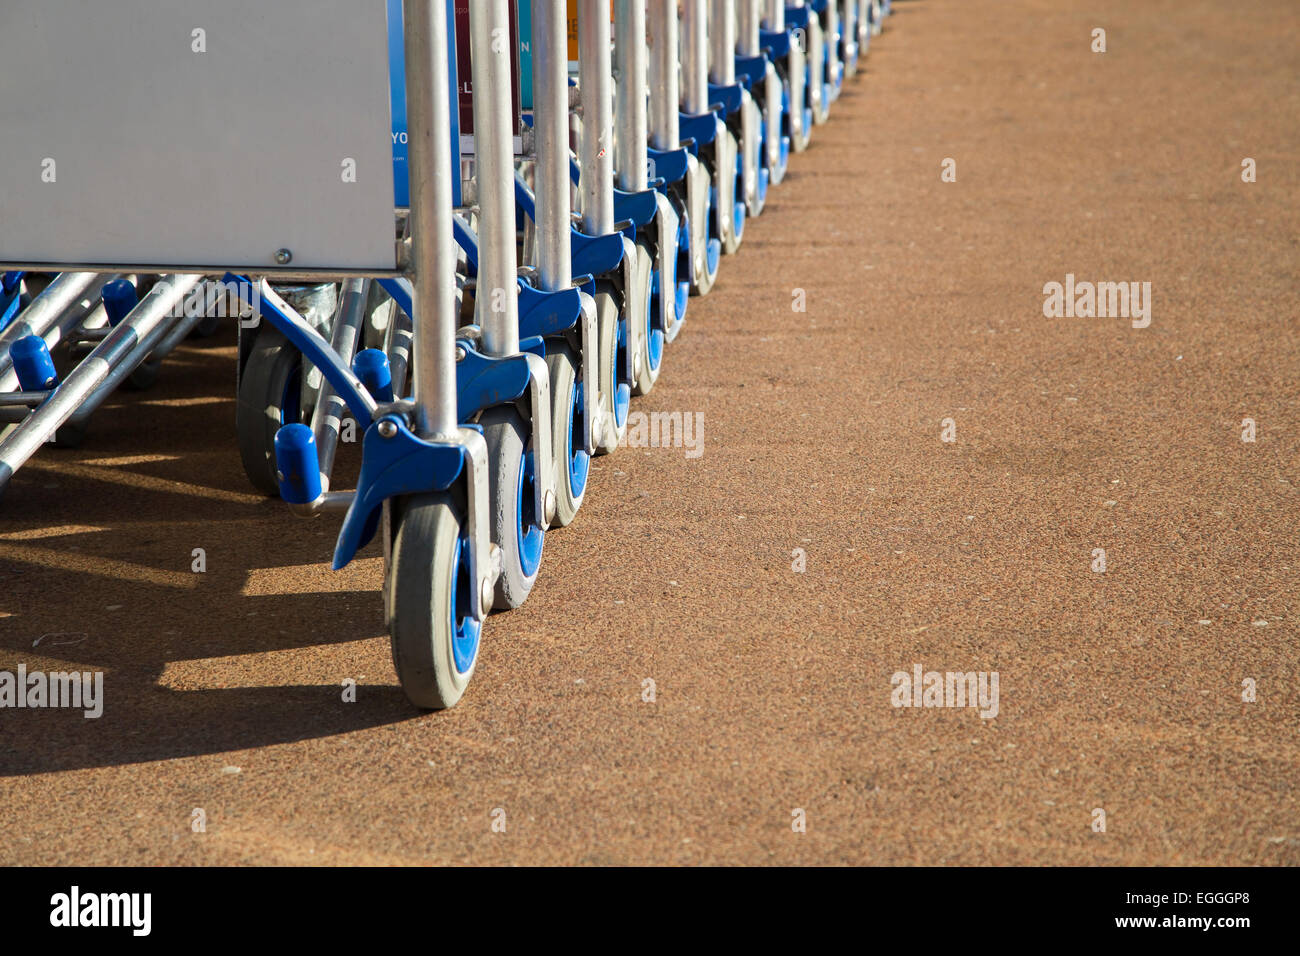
[352,348,395,404]
[102,279,139,327]
[273,423,323,505]
[11,334,58,391]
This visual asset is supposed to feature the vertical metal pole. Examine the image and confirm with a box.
[533,0,571,292]
[709,0,735,85]
[737,0,761,57]
[613,0,648,192]
[579,0,615,236]
[762,0,784,32]
[681,0,709,115]
[647,0,679,150]
[404,0,458,438]
[471,0,520,356]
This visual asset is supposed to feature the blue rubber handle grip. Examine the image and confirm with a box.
[274,423,323,505]
[11,335,58,391]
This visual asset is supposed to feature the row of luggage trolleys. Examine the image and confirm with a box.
[0,0,893,708]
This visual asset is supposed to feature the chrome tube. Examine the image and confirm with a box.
[533,0,572,291]
[762,0,784,32]
[0,276,199,490]
[310,277,369,485]
[648,0,680,150]
[737,0,761,57]
[709,0,735,85]
[613,0,648,193]
[578,0,616,235]
[0,273,110,386]
[681,0,709,114]
[66,280,206,428]
[404,0,459,438]
[470,0,520,356]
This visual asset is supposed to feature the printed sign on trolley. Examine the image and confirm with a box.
[0,0,398,272]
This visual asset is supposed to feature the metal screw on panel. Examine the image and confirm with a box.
[377,420,398,439]
[275,248,293,265]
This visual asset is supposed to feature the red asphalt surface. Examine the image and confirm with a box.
[1,0,1298,864]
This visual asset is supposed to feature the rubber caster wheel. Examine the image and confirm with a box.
[788,78,813,153]
[722,150,746,257]
[54,420,88,449]
[482,406,544,609]
[630,243,661,397]
[387,492,482,710]
[191,314,222,338]
[546,343,589,527]
[665,209,692,343]
[126,358,161,390]
[687,165,720,297]
[236,327,305,496]
[593,283,628,455]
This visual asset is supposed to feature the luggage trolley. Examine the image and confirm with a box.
[513,1,603,528]
[0,0,508,709]
[762,2,814,155]
[1,0,899,709]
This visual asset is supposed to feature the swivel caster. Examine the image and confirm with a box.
[718,137,747,257]
[387,492,483,710]
[687,166,721,296]
[236,327,310,496]
[630,242,662,396]
[546,342,589,527]
[785,55,814,154]
[593,282,629,454]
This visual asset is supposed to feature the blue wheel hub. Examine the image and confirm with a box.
[568,380,590,498]
[450,533,482,675]
[516,447,544,578]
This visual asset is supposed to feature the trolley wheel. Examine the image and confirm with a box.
[53,420,88,449]
[686,161,719,297]
[593,283,628,454]
[482,406,544,609]
[191,314,222,338]
[236,327,305,496]
[546,342,588,527]
[631,242,661,396]
[387,491,482,710]
[126,358,161,390]
[788,75,813,153]
[722,141,746,256]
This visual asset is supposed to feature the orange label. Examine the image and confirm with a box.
[566,1,616,63]
[567,1,579,62]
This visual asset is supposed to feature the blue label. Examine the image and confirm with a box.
[388,0,462,208]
